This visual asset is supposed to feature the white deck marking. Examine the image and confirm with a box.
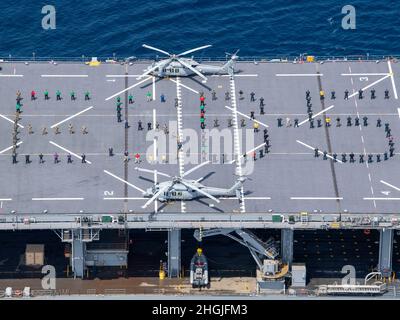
[348,75,390,98]
[106,75,144,77]
[276,73,323,77]
[175,77,186,213]
[50,106,93,128]
[348,66,376,209]
[341,73,389,76]
[211,74,258,77]
[103,170,145,194]
[153,108,158,213]
[169,78,199,94]
[296,140,343,163]
[183,161,210,177]
[398,108,400,118]
[0,142,23,154]
[104,197,147,200]
[388,60,398,99]
[219,197,271,200]
[49,141,92,164]
[229,77,246,213]
[364,198,400,201]
[0,74,23,77]
[0,114,24,128]
[41,75,88,78]
[380,180,400,193]
[290,197,343,200]
[0,199,12,201]
[32,198,84,201]
[298,105,335,126]
[229,142,266,164]
[105,76,152,101]
[225,106,269,128]
[152,76,156,101]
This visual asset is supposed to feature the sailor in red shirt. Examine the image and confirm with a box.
[31,90,36,101]
[200,95,205,106]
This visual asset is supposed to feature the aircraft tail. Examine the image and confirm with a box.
[228,176,246,195]
[222,50,239,75]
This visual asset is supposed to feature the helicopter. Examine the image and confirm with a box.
[134,161,246,208]
[137,44,239,82]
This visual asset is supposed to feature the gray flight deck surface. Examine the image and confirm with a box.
[0,59,400,225]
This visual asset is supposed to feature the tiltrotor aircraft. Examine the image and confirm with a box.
[134,161,246,208]
[137,44,239,82]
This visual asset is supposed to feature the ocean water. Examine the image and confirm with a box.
[0,0,399,58]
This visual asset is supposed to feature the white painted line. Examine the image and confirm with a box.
[341,73,389,76]
[398,108,400,119]
[107,79,116,82]
[290,197,343,200]
[229,142,266,164]
[211,74,258,77]
[104,197,147,200]
[296,140,343,163]
[105,76,152,101]
[276,73,323,77]
[388,60,398,99]
[32,198,84,201]
[49,141,92,164]
[364,197,400,201]
[152,76,156,101]
[0,141,23,154]
[50,106,93,128]
[380,180,400,193]
[220,196,271,200]
[103,170,145,194]
[0,198,12,201]
[0,74,23,77]
[225,106,269,128]
[0,114,24,128]
[169,78,199,94]
[348,75,391,98]
[106,75,144,77]
[298,105,335,126]
[41,75,88,78]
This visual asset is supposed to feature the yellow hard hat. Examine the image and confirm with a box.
[197,248,203,255]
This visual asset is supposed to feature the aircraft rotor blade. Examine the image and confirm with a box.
[181,180,220,203]
[134,167,171,178]
[142,44,171,56]
[178,58,208,82]
[177,45,212,57]
[137,58,171,79]
[182,161,210,178]
[142,184,170,209]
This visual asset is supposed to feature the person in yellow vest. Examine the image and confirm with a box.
[320,90,325,100]
[325,117,331,127]
[253,121,259,132]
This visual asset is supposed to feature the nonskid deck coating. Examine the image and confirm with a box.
[0,60,399,215]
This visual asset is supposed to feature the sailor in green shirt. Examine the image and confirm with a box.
[16,102,21,113]
[146,91,152,102]
[44,90,49,100]
[129,94,134,104]
[56,90,61,101]
[85,91,90,101]
[117,96,121,103]
[70,91,76,101]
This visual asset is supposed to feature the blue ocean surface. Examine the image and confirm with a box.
[0,0,399,58]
